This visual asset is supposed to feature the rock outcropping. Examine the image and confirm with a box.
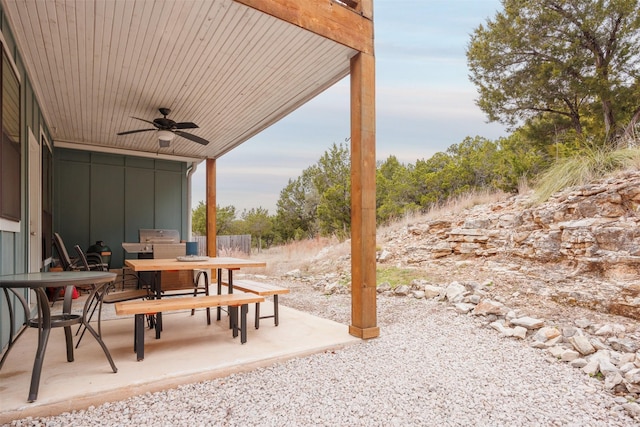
[379,170,640,321]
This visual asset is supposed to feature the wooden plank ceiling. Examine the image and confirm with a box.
[2,0,356,160]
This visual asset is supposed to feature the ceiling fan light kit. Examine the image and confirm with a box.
[157,129,175,141]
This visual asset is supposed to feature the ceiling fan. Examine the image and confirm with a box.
[117,107,210,146]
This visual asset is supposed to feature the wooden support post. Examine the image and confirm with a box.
[349,51,378,339]
[206,159,217,257]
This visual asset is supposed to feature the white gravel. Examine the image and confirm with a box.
[6,289,638,426]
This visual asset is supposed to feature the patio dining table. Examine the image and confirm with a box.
[124,256,267,334]
[0,270,117,402]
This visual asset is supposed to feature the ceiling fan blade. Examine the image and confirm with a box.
[175,131,210,145]
[117,128,156,135]
[174,122,199,130]
[131,116,159,127]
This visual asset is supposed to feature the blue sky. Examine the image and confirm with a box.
[191,0,506,213]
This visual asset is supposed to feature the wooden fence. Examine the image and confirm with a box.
[192,234,252,256]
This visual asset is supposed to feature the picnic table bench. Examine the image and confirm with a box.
[115,293,264,360]
[221,279,289,328]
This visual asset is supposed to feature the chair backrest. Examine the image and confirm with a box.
[53,232,74,270]
[73,245,91,271]
[74,245,108,271]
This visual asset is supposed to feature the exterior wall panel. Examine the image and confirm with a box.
[54,148,188,268]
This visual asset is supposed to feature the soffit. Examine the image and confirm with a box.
[2,0,356,160]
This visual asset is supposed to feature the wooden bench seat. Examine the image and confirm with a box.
[115,293,264,360]
[221,279,289,329]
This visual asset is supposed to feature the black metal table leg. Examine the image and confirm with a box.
[154,271,162,339]
[240,304,248,344]
[28,288,52,402]
[134,313,145,361]
[216,269,222,321]
[62,285,75,362]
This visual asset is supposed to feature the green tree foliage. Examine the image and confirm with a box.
[216,205,238,235]
[190,203,238,236]
[313,143,351,238]
[241,207,273,252]
[493,130,550,191]
[191,201,207,236]
[467,0,640,145]
[376,156,419,222]
[274,168,319,241]
[275,142,351,240]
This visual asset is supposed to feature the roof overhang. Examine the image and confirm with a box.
[2,0,368,161]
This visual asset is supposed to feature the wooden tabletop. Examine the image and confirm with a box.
[0,271,117,289]
[124,256,266,272]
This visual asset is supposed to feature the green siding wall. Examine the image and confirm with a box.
[0,3,52,352]
[54,148,188,268]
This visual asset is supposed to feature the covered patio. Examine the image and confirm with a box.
[1,0,377,417]
[0,0,377,339]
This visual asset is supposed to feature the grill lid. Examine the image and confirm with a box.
[138,229,181,243]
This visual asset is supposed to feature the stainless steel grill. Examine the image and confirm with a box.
[122,229,185,257]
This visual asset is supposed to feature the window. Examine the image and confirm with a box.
[0,47,21,221]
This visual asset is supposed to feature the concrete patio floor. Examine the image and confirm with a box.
[0,298,360,424]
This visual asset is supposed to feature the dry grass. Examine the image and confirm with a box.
[245,236,350,276]
[378,189,509,234]
[534,147,640,203]
[253,189,510,278]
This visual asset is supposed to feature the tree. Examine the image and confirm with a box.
[275,168,319,241]
[376,156,419,223]
[467,0,640,145]
[216,205,237,235]
[242,207,272,252]
[190,202,237,236]
[274,141,351,240]
[313,143,351,237]
[191,201,207,236]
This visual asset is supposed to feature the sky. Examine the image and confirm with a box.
[191,0,507,214]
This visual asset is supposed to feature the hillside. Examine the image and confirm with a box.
[262,169,640,325]
[251,169,640,402]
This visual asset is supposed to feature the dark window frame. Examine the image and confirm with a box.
[0,43,21,222]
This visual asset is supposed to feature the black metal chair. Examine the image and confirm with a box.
[50,233,108,303]
[74,245,151,347]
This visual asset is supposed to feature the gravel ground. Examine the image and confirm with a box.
[6,282,638,427]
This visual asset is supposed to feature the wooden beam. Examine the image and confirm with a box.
[359,0,373,20]
[206,159,217,257]
[349,52,378,339]
[234,0,374,54]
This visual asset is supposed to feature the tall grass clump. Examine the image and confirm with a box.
[534,146,640,203]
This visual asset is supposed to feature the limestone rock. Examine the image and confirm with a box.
[624,369,640,394]
[510,317,544,330]
[512,326,528,339]
[607,337,639,353]
[561,349,580,362]
[394,285,410,296]
[472,299,507,316]
[423,285,443,299]
[444,282,467,303]
[569,335,596,356]
[533,327,561,343]
[490,320,512,337]
[454,303,475,314]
